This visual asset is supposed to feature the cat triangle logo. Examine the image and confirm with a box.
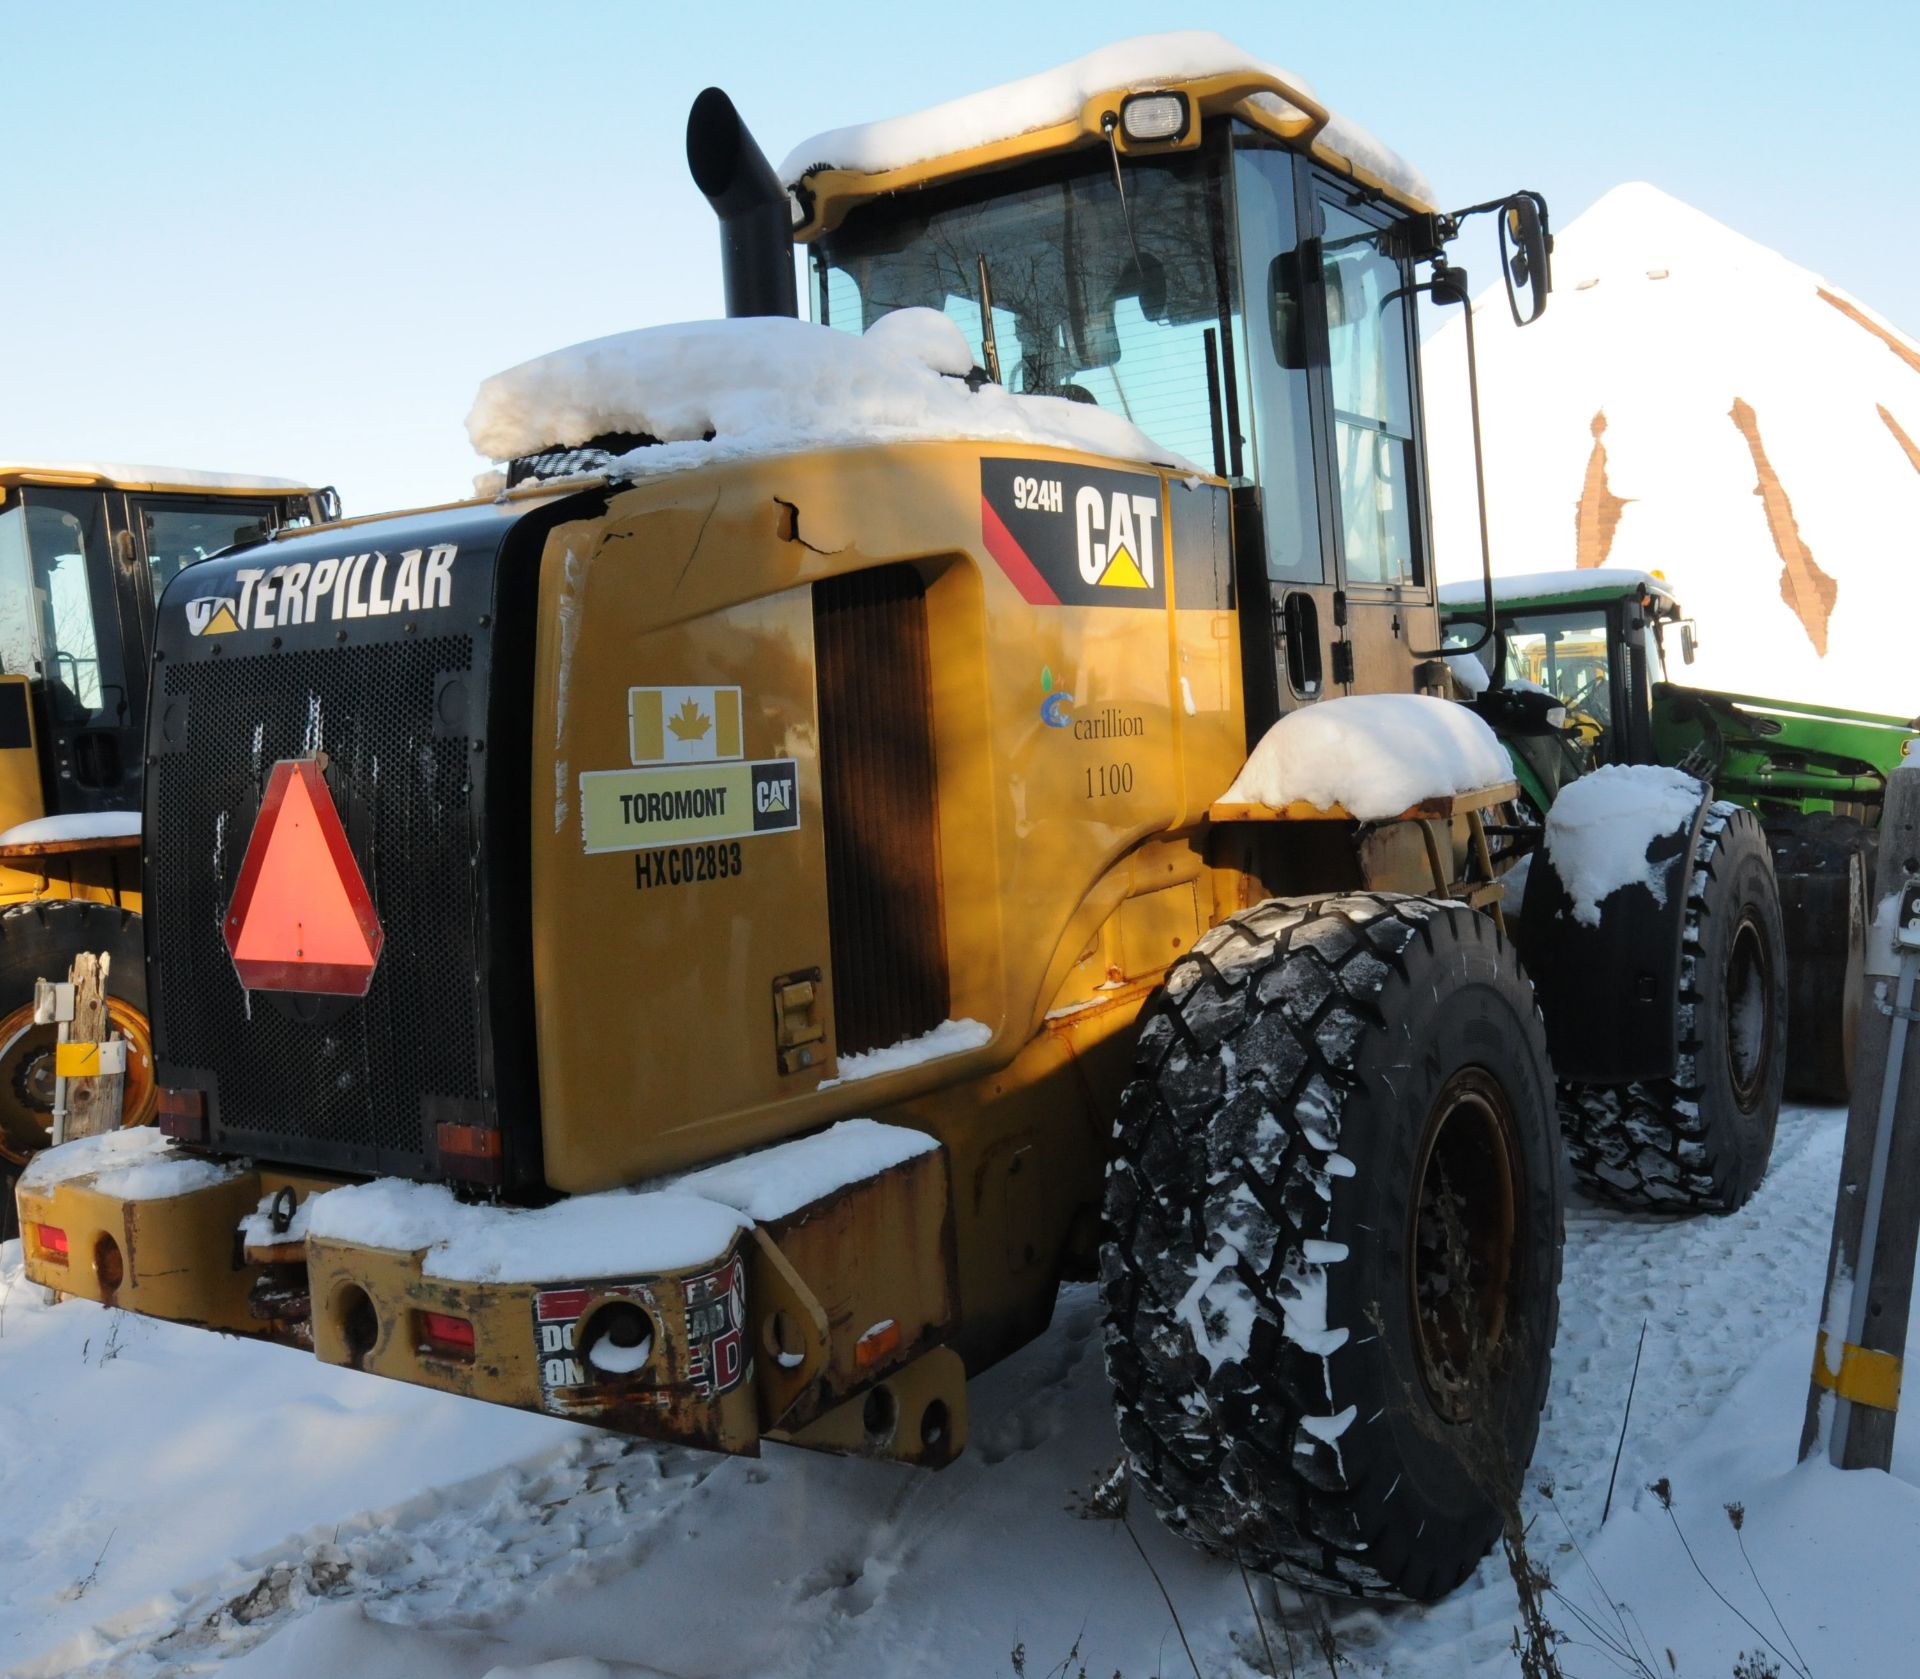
[1097,545,1150,589]
[186,597,241,636]
[223,757,384,996]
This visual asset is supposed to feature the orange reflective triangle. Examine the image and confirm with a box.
[224,758,384,996]
[1099,545,1150,589]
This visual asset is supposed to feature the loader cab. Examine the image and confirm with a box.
[0,469,331,825]
[803,102,1455,741]
[1439,573,1679,769]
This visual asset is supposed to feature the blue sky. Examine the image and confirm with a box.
[1,0,1911,515]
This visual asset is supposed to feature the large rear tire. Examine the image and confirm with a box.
[0,900,152,1168]
[1559,804,1787,1212]
[1101,894,1563,1602]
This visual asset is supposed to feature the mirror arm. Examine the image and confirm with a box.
[1408,266,1497,660]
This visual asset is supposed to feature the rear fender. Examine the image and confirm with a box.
[1514,790,1711,1084]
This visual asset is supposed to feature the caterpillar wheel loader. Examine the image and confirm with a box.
[17,36,1783,1602]
[1439,569,1914,1118]
[0,464,334,1231]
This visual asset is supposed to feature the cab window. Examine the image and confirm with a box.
[1501,611,1613,756]
[812,145,1242,476]
[1319,198,1418,587]
[22,495,114,722]
[138,500,275,598]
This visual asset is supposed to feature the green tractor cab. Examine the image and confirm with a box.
[1440,567,1917,1101]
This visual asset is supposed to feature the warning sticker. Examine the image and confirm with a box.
[531,1252,749,1405]
[580,758,799,855]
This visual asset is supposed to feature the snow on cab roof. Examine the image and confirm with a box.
[1437,568,1677,609]
[780,31,1434,224]
[0,460,311,493]
[467,309,1199,481]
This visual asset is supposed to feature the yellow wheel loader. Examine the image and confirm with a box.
[17,38,1783,1602]
[0,464,333,1229]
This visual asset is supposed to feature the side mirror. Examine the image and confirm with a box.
[1499,192,1552,326]
[1679,621,1698,665]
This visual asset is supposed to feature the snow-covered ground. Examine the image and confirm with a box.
[2,1102,1913,1678]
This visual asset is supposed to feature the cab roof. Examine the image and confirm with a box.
[1437,568,1681,616]
[781,30,1435,239]
[0,461,315,497]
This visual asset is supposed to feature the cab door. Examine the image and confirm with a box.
[1231,134,1338,723]
[1307,177,1433,696]
[1231,139,1435,724]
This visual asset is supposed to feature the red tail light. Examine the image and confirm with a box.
[417,1310,475,1359]
[30,1224,69,1264]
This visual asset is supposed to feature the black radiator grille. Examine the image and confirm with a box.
[151,635,479,1175]
[813,565,948,1057]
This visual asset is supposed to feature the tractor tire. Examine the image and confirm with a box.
[1101,894,1563,1602]
[1769,814,1872,1104]
[0,900,152,1169]
[1559,804,1787,1213]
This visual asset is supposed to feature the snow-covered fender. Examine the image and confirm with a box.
[1512,789,1712,1085]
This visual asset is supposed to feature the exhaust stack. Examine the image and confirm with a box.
[686,87,800,320]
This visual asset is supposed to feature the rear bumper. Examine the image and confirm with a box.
[16,1126,965,1465]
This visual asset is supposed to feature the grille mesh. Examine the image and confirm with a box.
[813,567,947,1057]
[151,636,477,1174]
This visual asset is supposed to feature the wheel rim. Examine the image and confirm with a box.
[1407,1068,1521,1425]
[1723,910,1774,1110]
[0,997,158,1167]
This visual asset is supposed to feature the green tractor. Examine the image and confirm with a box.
[1440,569,1915,1111]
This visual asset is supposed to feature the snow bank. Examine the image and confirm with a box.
[1221,694,1513,819]
[1544,763,1704,926]
[305,1179,744,1284]
[779,31,1433,209]
[821,1017,993,1087]
[0,810,140,847]
[18,1126,245,1199]
[0,459,308,491]
[466,312,1195,478]
[669,1118,937,1222]
[1426,181,1920,717]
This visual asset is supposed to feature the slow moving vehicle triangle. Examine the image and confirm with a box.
[224,757,384,996]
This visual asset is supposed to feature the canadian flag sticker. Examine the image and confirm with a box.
[628,686,744,766]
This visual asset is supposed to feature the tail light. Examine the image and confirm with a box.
[416,1310,475,1360]
[30,1224,69,1265]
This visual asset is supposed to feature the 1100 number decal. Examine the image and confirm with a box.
[1085,762,1135,798]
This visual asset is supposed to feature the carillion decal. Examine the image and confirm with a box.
[981,459,1165,610]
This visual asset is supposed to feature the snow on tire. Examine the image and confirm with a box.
[1100,893,1563,1603]
[1559,803,1787,1214]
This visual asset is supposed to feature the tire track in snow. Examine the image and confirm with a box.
[13,1435,716,1678]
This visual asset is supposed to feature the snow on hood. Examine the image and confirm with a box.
[465,311,1197,479]
[1425,181,1920,716]
[779,31,1433,209]
[1222,694,1513,820]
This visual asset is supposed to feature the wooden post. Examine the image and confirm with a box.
[58,951,125,1143]
[1800,764,1920,1468]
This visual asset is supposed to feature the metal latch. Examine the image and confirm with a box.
[772,967,826,1075]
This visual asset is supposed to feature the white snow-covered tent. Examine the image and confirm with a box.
[1424,182,1920,719]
